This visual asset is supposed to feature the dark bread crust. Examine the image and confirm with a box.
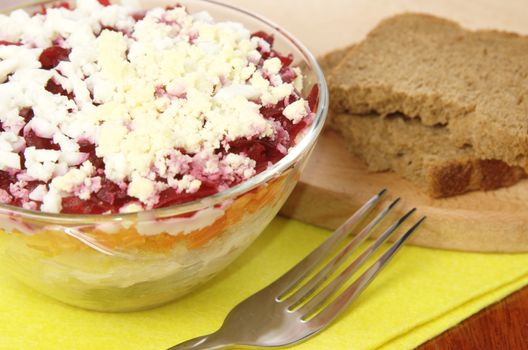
[479,160,527,191]
[429,161,473,198]
[429,159,526,198]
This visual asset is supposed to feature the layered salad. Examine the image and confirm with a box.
[0,0,319,310]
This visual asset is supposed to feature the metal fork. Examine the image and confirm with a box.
[168,189,426,350]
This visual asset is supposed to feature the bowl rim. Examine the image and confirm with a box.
[0,0,329,223]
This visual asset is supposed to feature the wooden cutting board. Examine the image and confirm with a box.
[281,130,528,252]
[243,0,528,253]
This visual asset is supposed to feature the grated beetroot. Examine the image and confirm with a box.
[165,4,184,10]
[15,180,43,208]
[61,196,110,215]
[155,181,218,209]
[78,140,105,170]
[132,12,147,22]
[260,96,305,147]
[252,31,274,46]
[0,41,21,46]
[271,51,294,67]
[0,174,41,208]
[25,129,60,150]
[229,138,284,174]
[19,108,34,125]
[0,172,16,193]
[61,178,133,214]
[45,79,74,100]
[39,46,71,70]
[307,84,319,112]
[280,68,297,83]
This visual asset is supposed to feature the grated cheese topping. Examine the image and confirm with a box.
[0,0,311,214]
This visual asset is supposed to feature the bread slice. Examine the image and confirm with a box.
[329,13,528,172]
[320,15,528,197]
[331,112,527,198]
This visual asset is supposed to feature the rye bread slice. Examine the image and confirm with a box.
[319,25,527,198]
[329,13,528,171]
[331,112,527,198]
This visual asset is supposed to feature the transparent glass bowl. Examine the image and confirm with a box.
[0,0,328,312]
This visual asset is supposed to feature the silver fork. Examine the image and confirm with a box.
[168,190,425,350]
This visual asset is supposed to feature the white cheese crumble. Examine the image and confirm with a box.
[263,57,282,75]
[0,0,310,214]
[283,99,309,124]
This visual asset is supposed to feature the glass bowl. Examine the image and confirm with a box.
[0,0,328,312]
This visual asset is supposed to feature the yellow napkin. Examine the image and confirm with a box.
[1,218,527,350]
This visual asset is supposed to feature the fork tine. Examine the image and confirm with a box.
[285,197,401,308]
[295,208,416,316]
[273,189,387,297]
[306,217,426,326]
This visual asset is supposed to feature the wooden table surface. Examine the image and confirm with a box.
[230,0,528,348]
[419,286,528,349]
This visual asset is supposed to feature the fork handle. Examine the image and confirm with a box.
[167,334,230,350]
